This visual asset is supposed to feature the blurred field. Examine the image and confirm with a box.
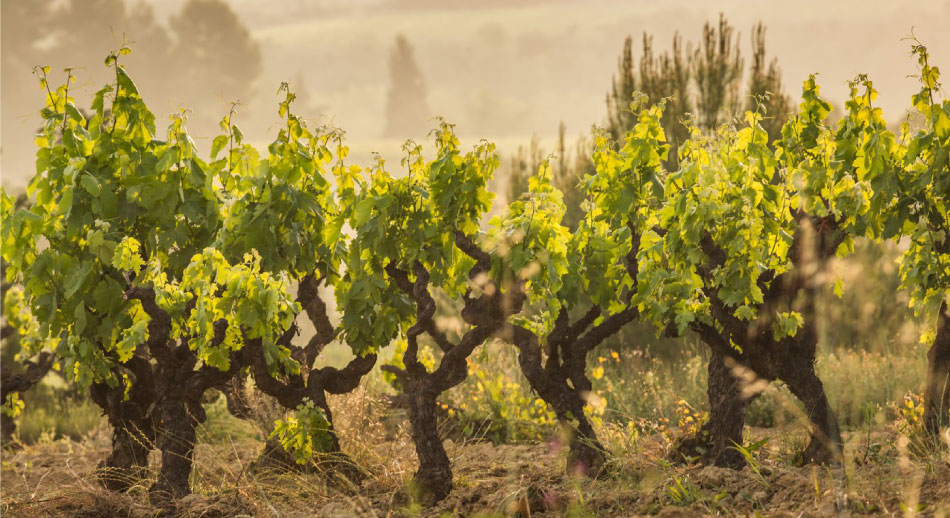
[4,0,949,189]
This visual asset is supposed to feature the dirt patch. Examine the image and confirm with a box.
[2,424,949,518]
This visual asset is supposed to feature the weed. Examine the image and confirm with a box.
[730,437,771,488]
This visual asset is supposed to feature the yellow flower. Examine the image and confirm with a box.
[592,366,604,380]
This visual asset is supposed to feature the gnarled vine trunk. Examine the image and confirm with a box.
[502,224,639,476]
[0,352,55,447]
[685,325,842,467]
[923,301,950,435]
[90,356,157,491]
[383,234,509,502]
[676,353,759,468]
[242,274,378,480]
[504,321,609,476]
[683,219,844,468]
[149,392,199,502]
[406,380,452,501]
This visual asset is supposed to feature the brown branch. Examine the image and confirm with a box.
[689,321,735,359]
[297,274,336,364]
[191,320,246,393]
[454,231,491,281]
[431,325,495,394]
[314,353,378,395]
[0,352,54,399]
[244,336,307,409]
[576,306,639,354]
[386,262,456,353]
[625,221,643,284]
[125,285,173,363]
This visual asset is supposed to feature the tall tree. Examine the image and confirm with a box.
[384,34,430,138]
[606,36,638,144]
[637,33,691,168]
[691,14,744,131]
[169,0,262,128]
[747,22,793,142]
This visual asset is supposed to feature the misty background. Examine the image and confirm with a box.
[2,0,949,192]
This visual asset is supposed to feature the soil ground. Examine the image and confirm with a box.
[2,417,948,518]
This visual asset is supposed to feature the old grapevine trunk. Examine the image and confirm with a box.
[676,352,759,468]
[90,356,157,491]
[406,379,452,500]
[0,352,54,447]
[502,223,640,476]
[148,351,239,504]
[923,301,950,435]
[126,287,242,504]
[686,320,843,466]
[244,274,377,478]
[504,319,611,476]
[383,235,509,502]
[683,220,844,467]
[149,388,198,501]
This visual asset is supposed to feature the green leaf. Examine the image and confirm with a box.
[57,187,74,216]
[211,135,229,161]
[832,278,844,298]
[733,305,756,321]
[324,214,345,246]
[116,319,147,362]
[64,262,93,298]
[113,237,145,272]
[353,198,374,228]
[115,67,139,96]
[93,278,124,316]
[772,311,804,341]
[73,303,87,335]
[80,174,101,197]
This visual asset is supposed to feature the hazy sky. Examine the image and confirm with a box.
[2,0,949,188]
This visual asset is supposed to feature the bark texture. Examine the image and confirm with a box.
[381,232,510,502]
[499,224,641,476]
[681,216,844,467]
[676,353,758,468]
[923,301,950,435]
[0,352,54,447]
[90,356,157,491]
[125,286,241,505]
[243,274,377,480]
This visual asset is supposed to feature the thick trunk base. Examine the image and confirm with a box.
[149,399,197,505]
[923,302,950,435]
[682,349,842,468]
[779,358,843,465]
[566,428,607,477]
[674,354,756,469]
[90,361,158,493]
[407,387,452,503]
[97,424,153,491]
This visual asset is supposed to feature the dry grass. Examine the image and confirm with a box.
[2,377,948,518]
